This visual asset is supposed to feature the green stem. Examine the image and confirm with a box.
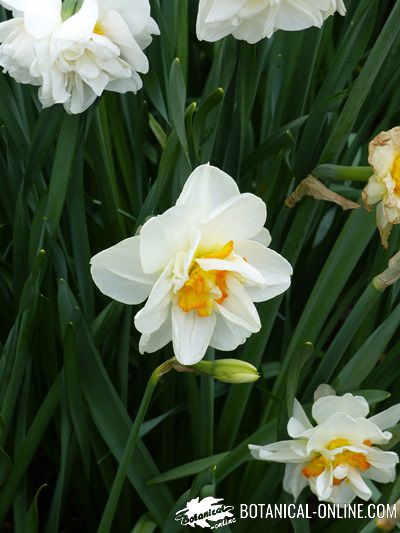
[312,164,371,182]
[199,348,214,458]
[97,359,174,533]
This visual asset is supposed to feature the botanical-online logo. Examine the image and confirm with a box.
[175,497,236,529]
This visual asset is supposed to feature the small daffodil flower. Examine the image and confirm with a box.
[196,0,346,44]
[249,393,400,505]
[0,0,159,114]
[90,164,292,365]
[363,127,400,249]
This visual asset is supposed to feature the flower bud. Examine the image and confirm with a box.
[314,384,336,402]
[376,500,400,530]
[191,359,260,384]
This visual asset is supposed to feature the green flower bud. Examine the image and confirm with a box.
[191,359,260,384]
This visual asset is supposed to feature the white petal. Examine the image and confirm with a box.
[209,312,251,351]
[283,463,309,500]
[176,164,240,211]
[249,440,309,463]
[106,73,142,95]
[251,227,272,248]
[315,413,367,444]
[369,404,400,430]
[139,310,172,354]
[369,131,399,179]
[363,447,399,470]
[287,399,313,438]
[333,463,349,480]
[362,465,396,484]
[355,418,392,445]
[196,255,266,286]
[363,174,386,206]
[54,0,98,41]
[90,236,156,304]
[275,0,324,32]
[98,0,152,37]
[376,200,393,249]
[312,393,369,424]
[100,10,149,73]
[24,0,62,39]
[67,78,98,114]
[315,466,332,501]
[134,260,173,334]
[215,276,261,333]
[327,482,356,505]
[171,305,216,365]
[199,193,267,247]
[306,433,335,455]
[139,205,205,274]
[233,241,292,302]
[347,467,372,501]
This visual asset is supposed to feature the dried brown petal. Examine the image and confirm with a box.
[286,176,360,211]
[373,250,400,290]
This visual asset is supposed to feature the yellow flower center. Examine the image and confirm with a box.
[391,155,400,193]
[328,438,350,450]
[178,241,233,317]
[302,439,371,486]
[94,22,104,35]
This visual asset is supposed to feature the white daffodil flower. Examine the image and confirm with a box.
[0,0,159,114]
[363,127,400,249]
[90,164,292,365]
[250,393,400,505]
[196,0,346,44]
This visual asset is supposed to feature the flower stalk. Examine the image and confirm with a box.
[97,359,175,533]
[98,356,258,531]
[313,164,372,182]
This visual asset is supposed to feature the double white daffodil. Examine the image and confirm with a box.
[196,0,346,44]
[250,393,400,505]
[0,0,159,114]
[90,164,292,365]
[363,127,400,249]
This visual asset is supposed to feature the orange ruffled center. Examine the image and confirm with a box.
[391,156,400,193]
[302,439,371,486]
[178,241,233,317]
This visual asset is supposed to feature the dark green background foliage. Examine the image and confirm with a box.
[0,0,400,531]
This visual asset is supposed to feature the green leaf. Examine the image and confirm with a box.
[131,513,158,533]
[193,88,224,157]
[352,390,391,406]
[303,282,384,400]
[241,116,308,174]
[25,484,48,533]
[154,129,181,206]
[149,453,228,485]
[0,447,12,486]
[0,74,29,157]
[168,59,189,160]
[286,343,314,417]
[334,301,400,392]
[320,0,400,163]
[63,323,91,479]
[144,71,169,123]
[57,280,174,525]
[0,376,61,524]
[45,114,81,235]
